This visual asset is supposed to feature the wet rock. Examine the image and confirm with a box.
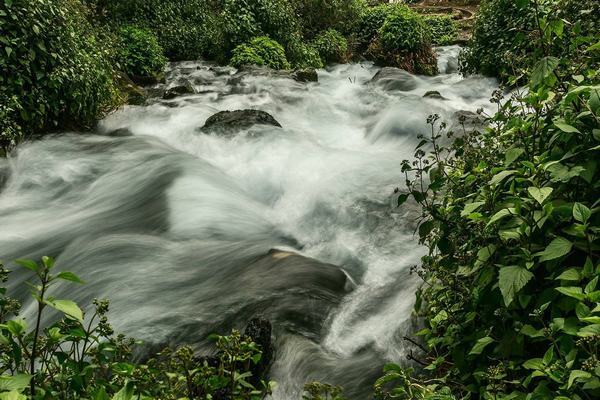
[244,318,273,385]
[454,110,482,124]
[105,128,133,137]
[163,80,195,100]
[130,73,165,86]
[200,110,282,135]
[423,90,447,100]
[117,73,147,105]
[293,68,318,83]
[369,68,418,92]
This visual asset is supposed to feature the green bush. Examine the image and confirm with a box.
[0,258,275,399]
[230,36,290,70]
[424,15,458,46]
[222,0,299,52]
[311,29,348,64]
[292,0,367,37]
[0,0,119,144]
[389,2,600,399]
[286,39,324,69]
[379,5,430,52]
[117,25,167,78]
[353,4,391,53]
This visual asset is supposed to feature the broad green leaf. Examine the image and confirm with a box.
[555,286,585,300]
[573,202,591,223]
[585,276,598,294]
[490,170,517,186]
[487,208,515,227]
[0,374,31,391]
[0,391,27,400]
[527,187,553,205]
[469,336,494,355]
[498,266,534,306]
[56,271,85,284]
[531,56,559,87]
[112,381,134,400]
[461,201,485,217]
[14,259,39,273]
[554,120,580,133]
[536,237,572,262]
[578,324,600,337]
[568,370,592,388]
[505,148,524,166]
[45,299,83,322]
[520,325,543,338]
[5,319,27,336]
[580,316,600,324]
[555,268,581,281]
[523,358,545,370]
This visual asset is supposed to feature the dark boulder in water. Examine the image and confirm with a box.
[163,80,195,99]
[369,67,418,92]
[105,128,134,137]
[200,110,282,136]
[293,68,318,83]
[423,90,447,100]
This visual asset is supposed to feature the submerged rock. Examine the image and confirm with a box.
[130,73,165,86]
[200,110,282,136]
[105,128,134,137]
[244,318,273,385]
[369,67,418,92]
[163,80,195,99]
[292,68,318,83]
[423,90,447,100]
[117,73,147,105]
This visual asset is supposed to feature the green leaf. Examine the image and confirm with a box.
[578,324,600,337]
[0,391,27,400]
[45,299,83,322]
[580,316,600,324]
[520,325,543,338]
[55,271,85,284]
[14,259,39,273]
[469,336,494,355]
[523,358,545,370]
[555,286,585,300]
[0,374,31,391]
[461,201,485,217]
[573,202,591,223]
[536,237,572,262]
[554,120,580,133]
[527,187,553,205]
[555,268,581,281]
[499,266,534,306]
[531,56,559,87]
[569,370,592,389]
[112,381,134,400]
[487,208,516,227]
[490,170,517,186]
[505,148,525,166]
[586,276,598,293]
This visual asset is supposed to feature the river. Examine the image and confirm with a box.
[0,45,497,398]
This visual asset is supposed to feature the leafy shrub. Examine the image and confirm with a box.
[230,36,290,70]
[353,4,390,53]
[379,5,430,52]
[424,15,458,46]
[292,0,367,37]
[117,25,166,78]
[0,257,274,399]
[311,29,349,64]
[222,0,299,52]
[391,3,600,399]
[0,0,119,142]
[460,0,600,80]
[286,39,324,69]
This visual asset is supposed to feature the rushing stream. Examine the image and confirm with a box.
[0,46,497,398]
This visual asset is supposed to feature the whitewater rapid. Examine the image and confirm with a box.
[0,46,497,398]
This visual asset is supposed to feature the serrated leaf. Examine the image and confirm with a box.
[555,268,581,281]
[499,266,534,306]
[527,187,553,205]
[531,56,559,87]
[469,336,494,355]
[536,237,572,262]
[555,286,585,300]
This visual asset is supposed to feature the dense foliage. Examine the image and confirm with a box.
[0,0,119,146]
[0,258,274,399]
[424,15,459,46]
[311,29,349,64]
[230,36,290,70]
[460,0,600,80]
[383,1,600,399]
[117,26,166,78]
